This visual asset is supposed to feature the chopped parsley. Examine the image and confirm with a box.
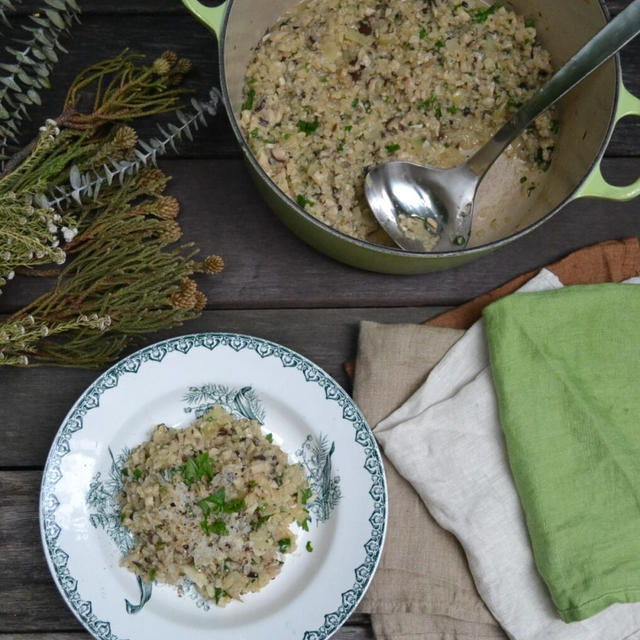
[470,2,502,23]
[197,487,245,536]
[133,468,143,481]
[551,119,560,135]
[418,91,440,116]
[251,513,272,531]
[344,125,353,132]
[386,143,400,154]
[297,119,320,135]
[278,537,292,553]
[298,516,309,531]
[301,487,313,505]
[306,541,313,552]
[265,433,274,443]
[507,99,522,109]
[208,519,229,536]
[524,17,536,28]
[337,142,344,152]
[434,105,442,119]
[296,194,314,209]
[351,97,359,108]
[242,88,255,111]
[250,127,260,139]
[434,40,444,49]
[419,28,427,39]
[214,587,227,605]
[121,468,129,477]
[148,568,156,582]
[447,105,457,115]
[181,451,214,487]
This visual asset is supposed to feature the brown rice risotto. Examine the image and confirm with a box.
[240,0,558,246]
[118,405,312,606]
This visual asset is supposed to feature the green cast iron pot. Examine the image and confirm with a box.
[183,0,640,274]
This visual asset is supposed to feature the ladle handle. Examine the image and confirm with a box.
[466,0,640,178]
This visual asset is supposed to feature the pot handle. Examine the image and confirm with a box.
[182,0,228,39]
[575,81,640,201]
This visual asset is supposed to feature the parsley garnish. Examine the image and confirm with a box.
[419,28,427,39]
[148,568,156,582]
[434,40,444,49]
[306,541,313,552]
[265,433,274,443]
[133,469,143,481]
[298,517,309,531]
[447,105,457,115]
[337,142,344,152]
[470,2,502,23]
[197,487,245,535]
[214,587,225,604]
[181,451,214,487]
[121,468,129,477]
[386,143,400,154]
[351,97,359,108]
[242,88,255,111]
[297,119,319,135]
[278,537,292,553]
[250,127,260,138]
[344,125,353,132]
[301,487,313,505]
[524,17,536,28]
[551,119,560,135]
[251,513,272,530]
[296,194,314,209]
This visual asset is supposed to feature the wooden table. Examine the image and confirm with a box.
[1,1,638,638]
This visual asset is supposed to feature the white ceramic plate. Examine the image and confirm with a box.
[40,333,387,640]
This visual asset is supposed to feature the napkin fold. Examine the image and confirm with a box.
[484,283,640,622]
[373,271,640,640]
[353,238,640,640]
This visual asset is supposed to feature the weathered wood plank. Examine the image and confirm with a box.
[0,306,443,467]
[2,4,639,158]
[0,470,374,635]
[1,157,639,315]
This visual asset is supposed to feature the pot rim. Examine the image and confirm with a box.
[218,0,620,261]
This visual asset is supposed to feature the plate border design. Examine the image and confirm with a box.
[40,333,387,640]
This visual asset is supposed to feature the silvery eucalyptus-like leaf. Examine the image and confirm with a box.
[0,75,20,91]
[69,165,81,189]
[27,88,40,104]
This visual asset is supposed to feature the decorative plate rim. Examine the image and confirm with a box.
[39,332,388,640]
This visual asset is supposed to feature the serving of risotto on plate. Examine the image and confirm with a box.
[240,0,558,246]
[118,405,312,607]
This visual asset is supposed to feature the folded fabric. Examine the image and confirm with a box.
[484,283,640,622]
[375,270,640,640]
[354,322,507,640]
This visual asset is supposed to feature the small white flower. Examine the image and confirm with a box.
[48,222,58,234]
[7,271,14,280]
[41,325,50,337]
[19,355,29,366]
[62,226,78,243]
[54,249,66,264]
[25,315,35,326]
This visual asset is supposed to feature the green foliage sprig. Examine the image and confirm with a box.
[0,0,80,160]
[0,44,225,367]
[0,167,224,368]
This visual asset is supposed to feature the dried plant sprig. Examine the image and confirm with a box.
[0,168,224,368]
[0,0,80,161]
[63,49,192,132]
[42,87,221,212]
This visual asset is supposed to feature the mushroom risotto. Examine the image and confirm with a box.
[118,406,312,606]
[240,0,558,246]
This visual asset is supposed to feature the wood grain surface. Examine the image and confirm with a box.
[1,1,638,639]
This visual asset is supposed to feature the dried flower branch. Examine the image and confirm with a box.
[0,0,80,161]
[43,87,221,211]
[0,168,224,368]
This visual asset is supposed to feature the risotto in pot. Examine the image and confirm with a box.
[240,0,558,246]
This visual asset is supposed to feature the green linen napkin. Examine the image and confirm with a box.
[483,283,640,623]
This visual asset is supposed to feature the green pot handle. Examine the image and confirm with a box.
[182,0,228,39]
[575,80,640,201]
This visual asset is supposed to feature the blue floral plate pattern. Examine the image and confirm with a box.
[40,333,387,640]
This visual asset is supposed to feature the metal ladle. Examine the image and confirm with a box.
[364,0,640,253]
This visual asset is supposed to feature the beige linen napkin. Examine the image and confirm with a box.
[354,322,508,640]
